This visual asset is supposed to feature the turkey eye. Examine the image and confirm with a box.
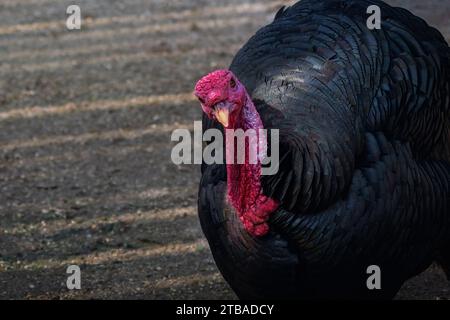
[230,78,236,88]
[198,97,205,104]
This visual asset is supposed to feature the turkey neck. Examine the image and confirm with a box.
[225,93,264,216]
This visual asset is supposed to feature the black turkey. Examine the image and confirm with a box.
[195,0,450,299]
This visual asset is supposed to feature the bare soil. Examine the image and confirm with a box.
[0,0,449,300]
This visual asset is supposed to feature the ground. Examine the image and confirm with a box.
[0,0,449,300]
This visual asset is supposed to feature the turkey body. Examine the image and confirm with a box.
[198,0,450,299]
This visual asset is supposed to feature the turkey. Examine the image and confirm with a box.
[195,0,450,299]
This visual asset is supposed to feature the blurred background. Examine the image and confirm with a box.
[0,0,449,299]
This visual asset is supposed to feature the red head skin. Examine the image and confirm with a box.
[195,70,279,236]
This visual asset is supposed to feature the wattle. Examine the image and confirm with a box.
[225,94,279,236]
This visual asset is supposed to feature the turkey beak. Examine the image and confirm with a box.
[214,107,229,128]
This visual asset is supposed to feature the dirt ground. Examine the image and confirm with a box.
[0,0,449,300]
